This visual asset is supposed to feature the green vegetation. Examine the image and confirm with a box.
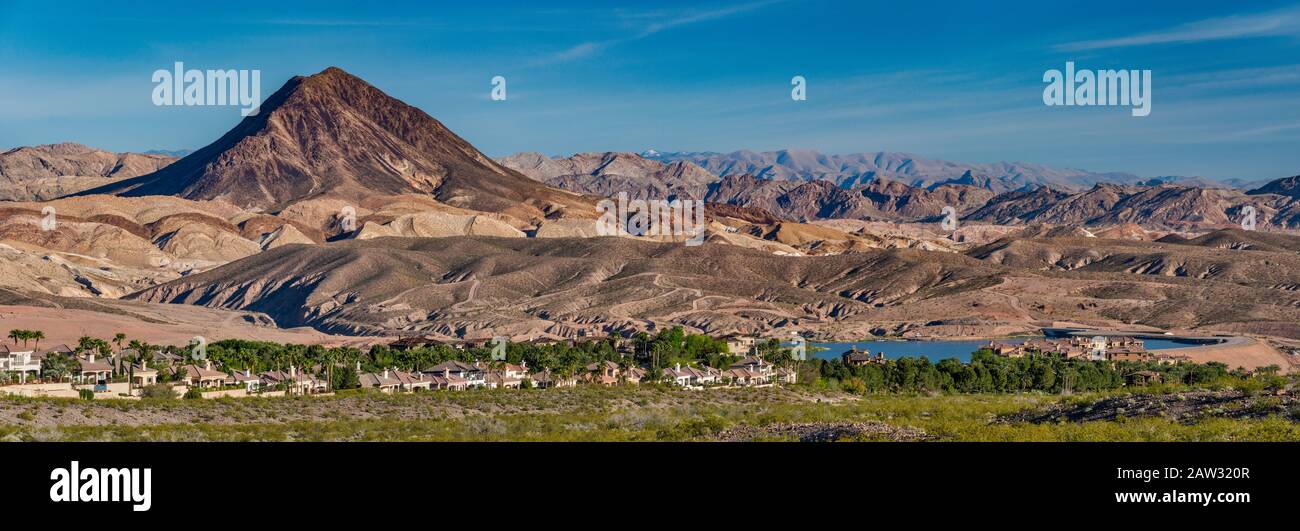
[813,349,1288,395]
[2,386,1296,442]
[138,383,177,399]
[6,329,45,351]
[144,326,752,388]
[4,330,1295,442]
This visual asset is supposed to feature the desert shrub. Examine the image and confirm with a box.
[78,389,94,401]
[139,384,178,399]
[183,388,203,400]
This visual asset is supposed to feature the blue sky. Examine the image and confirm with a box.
[1,0,1298,181]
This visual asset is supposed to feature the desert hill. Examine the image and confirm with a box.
[126,235,1007,337]
[0,143,175,201]
[1248,175,1300,198]
[78,67,594,222]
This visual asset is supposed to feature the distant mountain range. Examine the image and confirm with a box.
[0,143,175,201]
[638,149,1266,193]
[500,150,1300,230]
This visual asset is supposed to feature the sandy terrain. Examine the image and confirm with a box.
[0,303,384,348]
[1156,336,1296,374]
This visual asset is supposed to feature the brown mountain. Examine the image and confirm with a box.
[121,229,1300,344]
[0,143,175,201]
[126,235,1007,337]
[645,148,1148,193]
[78,67,591,222]
[501,152,993,222]
[966,183,1294,230]
[1248,175,1300,198]
[700,174,990,222]
[499,151,718,200]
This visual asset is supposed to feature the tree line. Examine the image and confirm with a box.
[811,348,1286,394]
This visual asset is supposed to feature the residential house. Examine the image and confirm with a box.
[722,367,766,387]
[1154,353,1192,365]
[181,361,228,389]
[484,371,522,389]
[720,334,756,356]
[984,341,1026,358]
[260,365,321,395]
[662,363,717,388]
[730,357,774,377]
[392,369,434,392]
[1107,348,1154,363]
[527,369,576,389]
[0,344,40,383]
[358,368,402,393]
[842,348,885,366]
[153,351,184,367]
[583,360,626,386]
[225,368,262,392]
[1126,370,1163,386]
[112,348,140,374]
[130,364,158,388]
[426,360,486,388]
[501,362,528,380]
[426,373,470,390]
[692,365,720,386]
[75,353,114,385]
[40,344,74,356]
[35,344,71,374]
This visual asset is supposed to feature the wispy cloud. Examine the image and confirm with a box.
[1057,5,1300,51]
[536,0,786,65]
[1162,64,1300,91]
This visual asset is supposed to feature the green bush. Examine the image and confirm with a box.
[139,384,178,399]
[78,389,94,401]
[183,388,203,400]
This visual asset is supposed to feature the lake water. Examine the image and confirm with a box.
[808,337,1203,363]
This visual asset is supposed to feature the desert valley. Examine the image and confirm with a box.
[2,66,1299,373]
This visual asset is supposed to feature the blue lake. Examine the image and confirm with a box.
[808,337,1201,363]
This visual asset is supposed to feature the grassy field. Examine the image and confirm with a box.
[2,385,1298,442]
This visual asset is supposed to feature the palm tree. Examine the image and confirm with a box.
[319,349,336,393]
[31,330,44,352]
[617,357,632,385]
[113,333,126,351]
[7,329,20,348]
[138,346,155,370]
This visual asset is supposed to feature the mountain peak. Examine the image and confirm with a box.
[75,68,591,218]
[1248,175,1300,198]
